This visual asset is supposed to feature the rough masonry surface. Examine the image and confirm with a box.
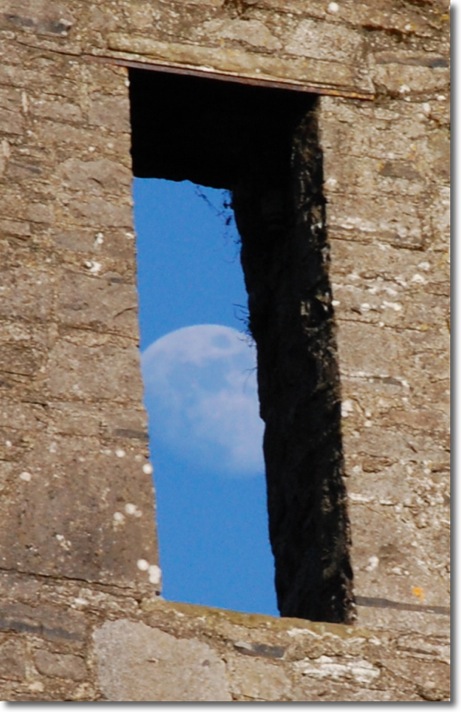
[0,0,449,701]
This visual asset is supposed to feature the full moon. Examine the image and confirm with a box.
[141,324,265,477]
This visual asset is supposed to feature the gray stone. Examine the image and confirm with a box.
[93,619,232,701]
[227,656,291,701]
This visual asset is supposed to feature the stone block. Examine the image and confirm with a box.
[64,195,132,229]
[93,620,232,701]
[0,262,53,323]
[227,655,292,701]
[33,649,87,681]
[88,94,131,133]
[0,434,158,587]
[0,602,87,647]
[46,332,144,404]
[0,638,27,681]
[56,157,131,195]
[30,96,83,123]
[56,270,139,336]
[283,18,364,63]
[371,62,449,97]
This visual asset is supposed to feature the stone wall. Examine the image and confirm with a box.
[0,0,449,701]
[0,571,450,701]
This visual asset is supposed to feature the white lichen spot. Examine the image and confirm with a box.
[295,656,380,685]
[382,301,402,312]
[360,302,371,312]
[73,597,89,607]
[115,448,126,458]
[287,628,321,639]
[125,503,142,517]
[113,511,125,524]
[28,681,45,693]
[137,558,150,571]
[94,231,104,246]
[19,471,32,482]
[234,640,253,652]
[5,440,12,448]
[341,400,354,418]
[365,555,379,572]
[349,493,373,503]
[125,231,135,240]
[49,441,58,453]
[411,273,426,284]
[422,103,431,115]
[148,564,162,585]
[364,420,372,428]
[325,176,338,188]
[21,91,29,114]
[332,299,340,307]
[399,84,411,94]
[1,139,10,164]
[437,94,446,101]
[327,2,339,13]
[55,534,72,551]
[142,462,153,475]
[84,260,102,274]
[350,660,381,685]
[369,637,382,646]
[88,146,96,153]
[418,260,430,271]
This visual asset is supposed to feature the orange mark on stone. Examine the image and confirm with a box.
[411,586,425,601]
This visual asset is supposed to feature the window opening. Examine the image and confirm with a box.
[130,68,354,623]
[134,177,277,615]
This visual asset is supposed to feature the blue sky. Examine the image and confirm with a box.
[133,178,278,616]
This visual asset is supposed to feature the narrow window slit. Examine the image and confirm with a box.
[130,68,354,623]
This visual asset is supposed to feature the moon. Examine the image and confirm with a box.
[141,324,265,477]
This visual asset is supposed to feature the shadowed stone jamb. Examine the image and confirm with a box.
[233,101,353,623]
